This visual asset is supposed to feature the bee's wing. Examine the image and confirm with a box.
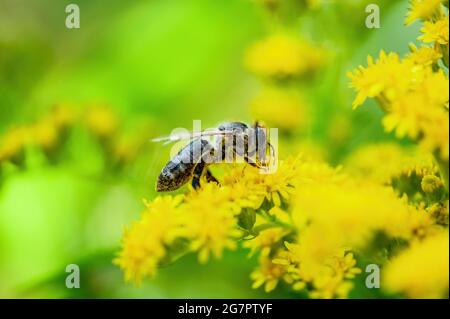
[151,129,234,145]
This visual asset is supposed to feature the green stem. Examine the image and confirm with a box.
[375,94,390,113]
[252,222,283,234]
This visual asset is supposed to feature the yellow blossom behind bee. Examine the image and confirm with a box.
[383,231,449,298]
[250,87,308,132]
[30,119,59,152]
[84,104,119,140]
[0,126,28,163]
[244,33,326,79]
[344,143,438,185]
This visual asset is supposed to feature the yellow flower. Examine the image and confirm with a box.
[223,171,267,210]
[244,33,326,79]
[223,157,300,209]
[114,195,184,284]
[309,276,354,299]
[292,176,436,249]
[182,183,242,263]
[347,51,415,109]
[418,15,449,44]
[311,252,359,299]
[382,69,449,159]
[0,126,28,164]
[384,231,449,298]
[344,143,438,185]
[49,104,76,130]
[247,158,299,207]
[84,104,119,139]
[274,242,359,298]
[250,87,308,132]
[405,0,443,25]
[427,201,449,225]
[243,220,288,256]
[421,174,444,193]
[251,253,286,293]
[112,133,147,167]
[410,211,440,240]
[295,159,346,185]
[113,0,450,297]
[30,119,59,152]
[350,48,449,160]
[330,252,362,280]
[405,43,443,66]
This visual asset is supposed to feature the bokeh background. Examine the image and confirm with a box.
[0,0,423,298]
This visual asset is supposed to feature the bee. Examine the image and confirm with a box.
[152,121,275,192]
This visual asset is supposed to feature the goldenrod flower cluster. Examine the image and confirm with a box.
[384,231,449,298]
[116,2,449,299]
[348,0,449,191]
[0,105,75,165]
[83,105,160,170]
[245,33,326,81]
[115,150,448,298]
[0,104,151,175]
[344,143,438,186]
[245,0,327,134]
[348,50,449,158]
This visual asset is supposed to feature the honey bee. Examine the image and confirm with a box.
[152,121,275,192]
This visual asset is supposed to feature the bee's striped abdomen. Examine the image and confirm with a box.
[156,139,213,192]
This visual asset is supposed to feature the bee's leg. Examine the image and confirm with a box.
[192,162,205,190]
[244,155,260,169]
[205,169,219,185]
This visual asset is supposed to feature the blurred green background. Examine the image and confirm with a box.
[0,0,420,298]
